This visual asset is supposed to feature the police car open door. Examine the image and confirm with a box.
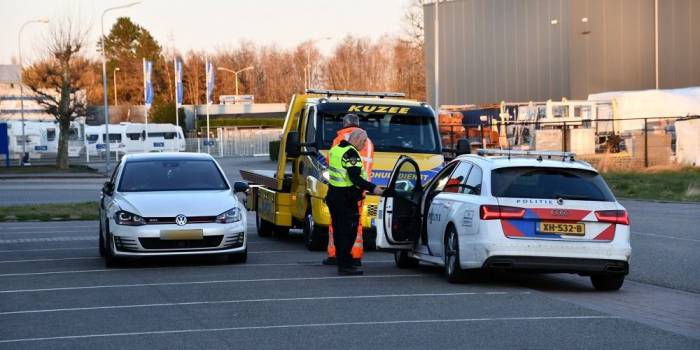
[376,156,423,250]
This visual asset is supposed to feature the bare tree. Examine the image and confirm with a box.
[24,17,90,169]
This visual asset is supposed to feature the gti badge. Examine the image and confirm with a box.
[175,214,188,226]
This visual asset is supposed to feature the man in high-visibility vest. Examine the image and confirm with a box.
[325,129,383,275]
[323,114,374,267]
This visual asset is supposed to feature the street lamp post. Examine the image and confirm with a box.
[17,18,49,166]
[217,66,254,96]
[113,67,120,106]
[305,37,331,90]
[101,1,140,174]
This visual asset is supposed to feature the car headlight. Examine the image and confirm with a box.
[114,210,146,226]
[216,207,242,224]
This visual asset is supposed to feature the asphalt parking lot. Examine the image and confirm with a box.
[0,214,698,349]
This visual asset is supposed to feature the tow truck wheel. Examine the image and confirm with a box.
[444,226,469,283]
[590,274,625,291]
[394,251,419,268]
[255,205,273,237]
[303,211,327,251]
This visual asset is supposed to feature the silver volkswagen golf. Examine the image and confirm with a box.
[98,152,248,267]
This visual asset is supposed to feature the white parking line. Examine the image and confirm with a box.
[0,257,100,264]
[0,247,93,253]
[0,236,95,244]
[0,273,423,294]
[635,232,700,243]
[0,225,96,230]
[0,315,619,344]
[0,291,532,315]
[0,260,394,278]
[0,250,302,262]
[0,230,96,235]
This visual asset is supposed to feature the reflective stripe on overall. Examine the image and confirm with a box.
[328,127,374,259]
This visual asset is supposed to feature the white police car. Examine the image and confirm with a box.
[377,150,631,290]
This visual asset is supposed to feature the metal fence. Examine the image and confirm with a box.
[441,116,700,170]
[186,128,283,158]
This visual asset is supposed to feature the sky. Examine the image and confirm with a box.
[0,0,413,64]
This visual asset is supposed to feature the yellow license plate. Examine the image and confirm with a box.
[538,222,585,236]
[160,229,204,240]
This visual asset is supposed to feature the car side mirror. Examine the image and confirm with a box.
[285,131,301,158]
[456,138,471,155]
[233,181,249,193]
[102,181,114,196]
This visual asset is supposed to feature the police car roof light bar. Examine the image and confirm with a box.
[477,149,576,162]
[305,89,406,99]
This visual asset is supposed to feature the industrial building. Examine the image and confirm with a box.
[424,0,700,106]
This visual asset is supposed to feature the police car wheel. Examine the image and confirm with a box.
[303,212,326,251]
[394,251,419,268]
[444,226,469,283]
[590,274,625,291]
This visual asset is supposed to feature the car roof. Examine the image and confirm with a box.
[122,152,214,162]
[457,154,597,172]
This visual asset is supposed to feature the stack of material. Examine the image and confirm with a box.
[675,119,700,166]
[534,129,563,151]
[567,128,596,155]
[627,131,672,166]
[439,111,465,147]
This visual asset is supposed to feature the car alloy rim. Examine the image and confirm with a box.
[446,232,457,275]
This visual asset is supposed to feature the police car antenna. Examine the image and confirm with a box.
[305,89,406,99]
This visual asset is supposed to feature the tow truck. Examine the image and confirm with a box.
[241,89,445,250]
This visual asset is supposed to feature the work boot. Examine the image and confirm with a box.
[338,267,364,276]
[352,259,362,267]
[322,257,337,266]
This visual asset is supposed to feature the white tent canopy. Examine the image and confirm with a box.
[588,87,700,119]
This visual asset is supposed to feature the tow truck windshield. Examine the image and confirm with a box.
[318,111,441,154]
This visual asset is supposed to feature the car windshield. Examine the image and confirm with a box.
[118,159,229,192]
[318,111,441,154]
[491,167,615,201]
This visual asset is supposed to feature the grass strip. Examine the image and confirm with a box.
[0,202,99,222]
[602,167,700,202]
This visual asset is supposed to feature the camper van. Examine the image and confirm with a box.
[3,120,84,159]
[85,123,185,157]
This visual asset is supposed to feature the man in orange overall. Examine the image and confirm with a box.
[323,114,374,267]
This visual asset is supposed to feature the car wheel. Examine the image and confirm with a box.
[303,211,327,251]
[104,230,122,268]
[591,274,625,291]
[98,218,106,257]
[256,204,273,237]
[227,249,248,264]
[444,226,470,283]
[394,251,419,268]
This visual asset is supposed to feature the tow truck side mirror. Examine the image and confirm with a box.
[285,131,301,158]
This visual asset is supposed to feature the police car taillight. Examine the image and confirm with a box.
[595,210,630,225]
[480,205,526,220]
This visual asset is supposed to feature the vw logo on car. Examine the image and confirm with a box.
[175,214,188,226]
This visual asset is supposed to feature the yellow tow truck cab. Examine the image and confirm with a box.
[241,89,445,250]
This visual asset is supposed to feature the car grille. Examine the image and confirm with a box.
[138,235,224,250]
[366,205,378,217]
[144,216,217,225]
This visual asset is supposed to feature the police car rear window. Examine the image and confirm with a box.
[491,167,615,201]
